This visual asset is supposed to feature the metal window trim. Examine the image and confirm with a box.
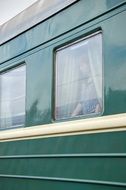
[54,31,103,121]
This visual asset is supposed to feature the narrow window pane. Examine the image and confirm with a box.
[0,65,26,129]
[55,33,102,120]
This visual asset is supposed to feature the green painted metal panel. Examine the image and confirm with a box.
[0,131,126,156]
[0,0,125,64]
[25,47,53,126]
[0,157,126,182]
[3,7,124,126]
[0,3,126,126]
[0,1,126,190]
[1,177,126,190]
[102,11,126,115]
[0,131,126,189]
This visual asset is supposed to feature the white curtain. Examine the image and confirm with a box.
[0,66,26,129]
[55,33,102,120]
[87,33,102,106]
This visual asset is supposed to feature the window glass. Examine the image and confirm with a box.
[55,33,102,120]
[0,65,26,129]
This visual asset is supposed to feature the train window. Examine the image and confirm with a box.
[55,32,103,120]
[0,65,26,129]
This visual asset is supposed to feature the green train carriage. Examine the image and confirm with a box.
[0,0,126,189]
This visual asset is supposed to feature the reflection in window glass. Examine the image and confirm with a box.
[0,65,26,129]
[55,33,102,120]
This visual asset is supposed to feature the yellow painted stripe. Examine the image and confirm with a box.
[0,113,126,142]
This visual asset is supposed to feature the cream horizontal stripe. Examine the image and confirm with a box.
[0,113,126,142]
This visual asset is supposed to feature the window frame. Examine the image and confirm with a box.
[0,63,26,130]
[53,31,103,121]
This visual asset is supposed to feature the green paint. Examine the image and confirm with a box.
[0,0,126,189]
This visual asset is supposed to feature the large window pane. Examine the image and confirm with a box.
[0,65,26,129]
[55,33,103,120]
